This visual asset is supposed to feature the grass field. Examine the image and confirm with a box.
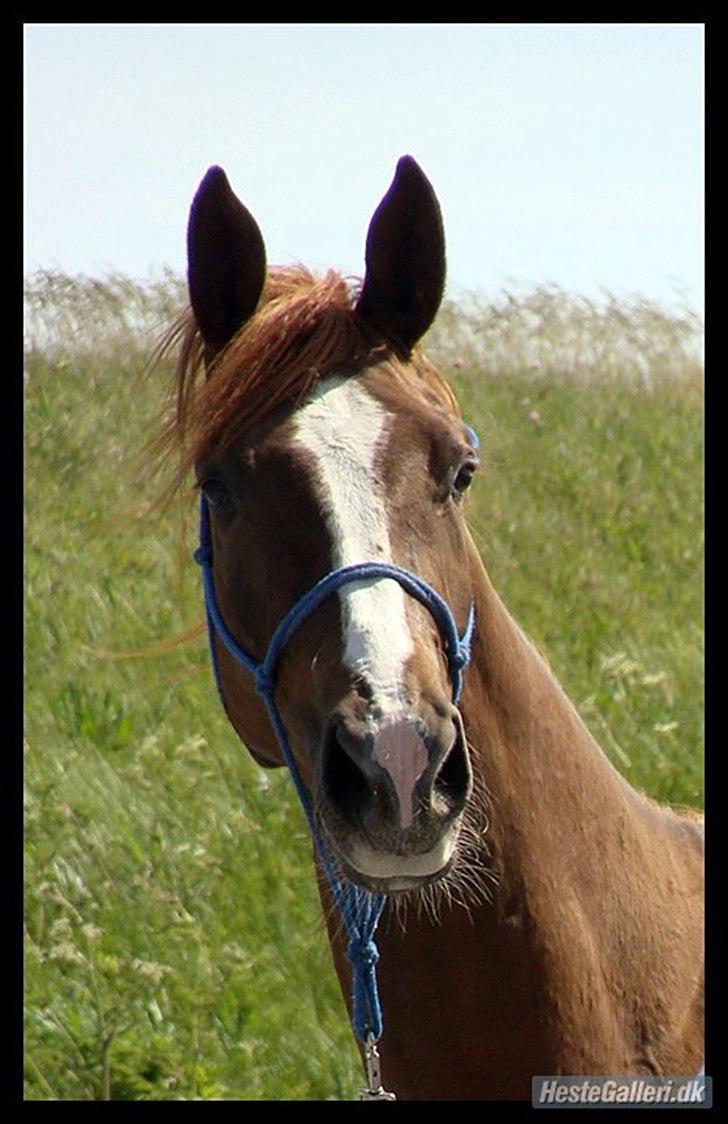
[24,271,704,1100]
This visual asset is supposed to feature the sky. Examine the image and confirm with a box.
[24,23,704,316]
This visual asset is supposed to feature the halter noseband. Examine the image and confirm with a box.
[194,491,475,1055]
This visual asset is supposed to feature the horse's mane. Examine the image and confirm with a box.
[151,265,459,492]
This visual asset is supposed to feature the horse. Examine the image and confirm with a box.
[155,156,704,1100]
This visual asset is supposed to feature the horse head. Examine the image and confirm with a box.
[184,157,481,894]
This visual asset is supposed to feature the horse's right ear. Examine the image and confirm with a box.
[187,166,267,363]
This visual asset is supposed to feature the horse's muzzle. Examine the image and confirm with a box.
[318,702,472,889]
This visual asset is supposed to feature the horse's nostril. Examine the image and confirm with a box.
[433,719,472,810]
[321,718,376,826]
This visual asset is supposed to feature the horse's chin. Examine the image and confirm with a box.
[325,821,460,895]
[340,860,455,896]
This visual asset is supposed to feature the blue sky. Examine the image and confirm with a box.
[24,23,704,314]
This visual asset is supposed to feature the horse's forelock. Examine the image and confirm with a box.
[151,265,457,494]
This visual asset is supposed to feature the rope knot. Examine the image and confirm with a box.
[254,668,274,698]
[347,936,380,970]
[193,545,212,568]
[452,646,469,671]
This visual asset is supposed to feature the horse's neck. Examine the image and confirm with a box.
[462,560,639,891]
[332,558,703,1096]
[460,560,701,916]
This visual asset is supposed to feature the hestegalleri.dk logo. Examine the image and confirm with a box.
[532,1075,711,1108]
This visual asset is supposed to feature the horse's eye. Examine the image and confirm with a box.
[452,458,479,499]
[201,477,233,508]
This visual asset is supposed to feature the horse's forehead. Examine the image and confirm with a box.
[292,373,393,448]
[285,369,444,452]
[280,372,463,499]
[287,374,396,506]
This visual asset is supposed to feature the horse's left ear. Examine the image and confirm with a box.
[187,165,267,364]
[356,155,446,353]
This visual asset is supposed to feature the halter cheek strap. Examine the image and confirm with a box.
[194,493,475,1048]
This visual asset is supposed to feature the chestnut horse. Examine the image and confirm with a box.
[158,157,703,1099]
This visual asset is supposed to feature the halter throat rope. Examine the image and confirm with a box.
[194,492,475,1048]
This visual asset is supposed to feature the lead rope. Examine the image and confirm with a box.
[194,493,475,1100]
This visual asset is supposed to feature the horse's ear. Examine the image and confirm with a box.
[187,166,267,361]
[356,155,446,353]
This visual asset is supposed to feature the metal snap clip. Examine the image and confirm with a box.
[358,1034,396,1101]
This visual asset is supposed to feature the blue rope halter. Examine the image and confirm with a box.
[194,491,476,1045]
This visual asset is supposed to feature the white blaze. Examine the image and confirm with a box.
[291,375,412,710]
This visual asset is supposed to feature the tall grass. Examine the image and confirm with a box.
[24,271,703,1100]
